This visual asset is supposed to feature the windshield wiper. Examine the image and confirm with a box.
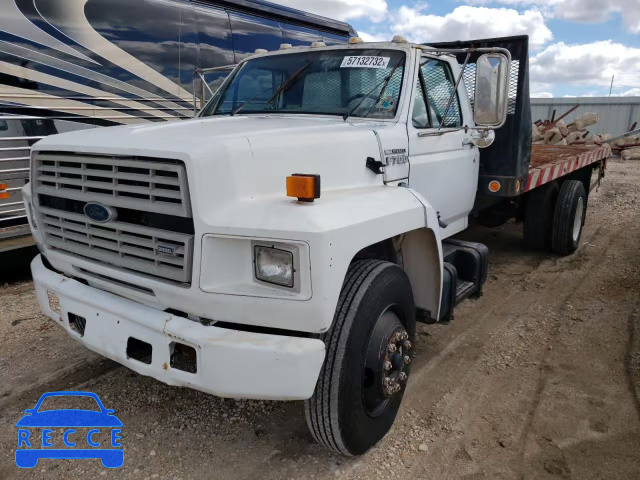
[343,57,404,122]
[229,83,278,116]
[266,61,311,105]
[230,62,311,116]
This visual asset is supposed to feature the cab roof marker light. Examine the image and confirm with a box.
[310,41,326,48]
[279,43,293,50]
[254,48,268,54]
[392,35,407,43]
[348,37,364,44]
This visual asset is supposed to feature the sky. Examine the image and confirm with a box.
[271,0,640,98]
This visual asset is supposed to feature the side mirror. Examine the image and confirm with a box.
[473,53,510,128]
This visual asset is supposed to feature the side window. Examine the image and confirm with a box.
[412,77,429,128]
[280,22,323,47]
[85,0,190,100]
[420,58,462,128]
[228,12,283,62]
[323,32,350,46]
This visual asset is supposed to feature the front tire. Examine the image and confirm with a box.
[304,260,416,455]
[551,180,587,255]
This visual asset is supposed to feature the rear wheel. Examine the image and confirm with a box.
[304,260,415,455]
[551,180,587,255]
[523,181,559,250]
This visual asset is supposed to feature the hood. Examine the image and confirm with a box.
[34,115,389,207]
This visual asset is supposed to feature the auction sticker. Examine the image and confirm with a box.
[341,56,390,68]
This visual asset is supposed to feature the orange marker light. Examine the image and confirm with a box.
[488,180,501,193]
[0,183,9,199]
[286,174,321,202]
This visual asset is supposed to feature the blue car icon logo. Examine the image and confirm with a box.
[15,391,123,468]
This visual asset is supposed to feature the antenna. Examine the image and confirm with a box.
[608,75,614,97]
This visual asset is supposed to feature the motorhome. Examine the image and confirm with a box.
[0,0,355,251]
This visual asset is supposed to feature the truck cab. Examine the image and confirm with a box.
[24,37,550,456]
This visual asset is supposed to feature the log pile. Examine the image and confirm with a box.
[532,110,640,159]
[613,132,640,160]
[532,112,604,146]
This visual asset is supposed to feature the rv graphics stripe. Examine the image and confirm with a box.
[0,40,189,117]
[42,0,194,104]
[0,60,175,121]
[0,0,193,119]
[0,84,146,124]
[0,0,96,64]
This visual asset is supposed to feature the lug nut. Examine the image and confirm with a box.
[403,355,411,365]
[388,344,397,353]
[403,340,412,349]
[398,372,407,381]
[384,377,393,387]
[384,360,392,371]
[401,332,409,341]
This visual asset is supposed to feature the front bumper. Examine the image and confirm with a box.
[31,255,325,400]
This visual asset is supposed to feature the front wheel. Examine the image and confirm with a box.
[304,260,416,455]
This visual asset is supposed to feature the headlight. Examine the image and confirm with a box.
[254,246,294,287]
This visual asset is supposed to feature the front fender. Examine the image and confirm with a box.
[199,185,443,331]
[309,186,444,328]
[401,188,444,320]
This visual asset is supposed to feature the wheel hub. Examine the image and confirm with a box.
[382,330,411,397]
[362,308,412,416]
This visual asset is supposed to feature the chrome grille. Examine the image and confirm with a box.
[38,207,193,283]
[33,152,191,217]
[33,151,194,284]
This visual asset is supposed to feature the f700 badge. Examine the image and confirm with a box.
[384,148,409,166]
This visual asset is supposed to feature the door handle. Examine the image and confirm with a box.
[462,138,474,148]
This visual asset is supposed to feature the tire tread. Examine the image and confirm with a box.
[551,180,586,255]
[304,259,388,455]
[523,182,558,250]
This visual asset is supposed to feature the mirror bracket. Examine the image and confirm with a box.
[470,129,496,148]
[417,125,490,138]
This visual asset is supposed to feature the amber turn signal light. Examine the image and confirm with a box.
[0,183,9,199]
[286,174,321,202]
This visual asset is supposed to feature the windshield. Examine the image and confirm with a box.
[201,49,406,119]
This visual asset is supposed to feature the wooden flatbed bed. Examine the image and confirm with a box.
[524,144,610,192]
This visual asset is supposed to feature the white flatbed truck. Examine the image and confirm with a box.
[22,35,610,455]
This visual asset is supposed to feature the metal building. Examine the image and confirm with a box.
[531,97,640,136]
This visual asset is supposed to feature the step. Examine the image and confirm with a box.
[455,280,477,303]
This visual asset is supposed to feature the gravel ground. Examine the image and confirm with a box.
[0,159,639,480]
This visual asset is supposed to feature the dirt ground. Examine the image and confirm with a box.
[1,159,639,480]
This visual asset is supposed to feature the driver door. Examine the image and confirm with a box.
[407,55,479,236]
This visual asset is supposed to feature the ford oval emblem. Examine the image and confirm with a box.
[83,202,116,223]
